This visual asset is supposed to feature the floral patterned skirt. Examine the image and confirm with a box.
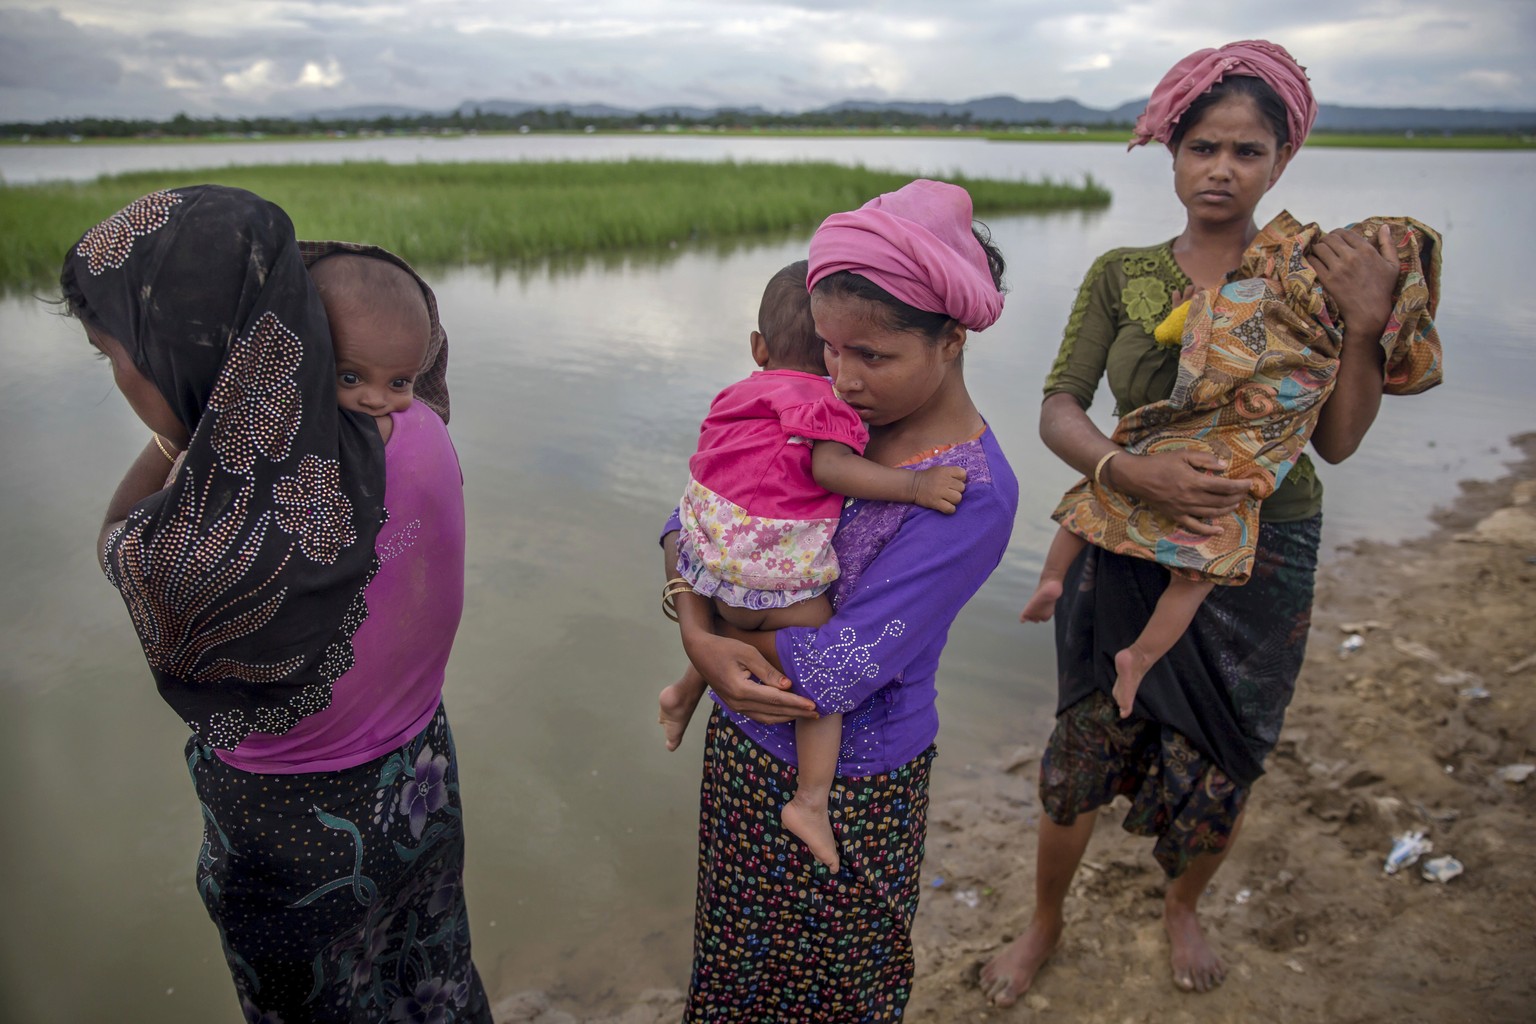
[688,709,934,1022]
[186,703,490,1024]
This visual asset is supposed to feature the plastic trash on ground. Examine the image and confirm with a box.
[1421,855,1464,883]
[1384,830,1432,874]
[1495,764,1535,783]
[1339,634,1365,656]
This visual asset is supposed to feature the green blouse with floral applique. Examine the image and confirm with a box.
[1042,240,1322,522]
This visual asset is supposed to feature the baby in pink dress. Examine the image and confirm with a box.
[660,260,967,870]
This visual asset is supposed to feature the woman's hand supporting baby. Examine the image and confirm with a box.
[1309,224,1398,464]
[1105,449,1253,536]
[1039,392,1250,537]
[686,627,819,725]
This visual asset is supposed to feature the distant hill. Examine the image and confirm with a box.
[1314,104,1536,132]
[455,99,774,120]
[176,95,1536,134]
[818,95,1138,126]
[640,104,772,119]
[303,104,437,120]
[814,96,1536,132]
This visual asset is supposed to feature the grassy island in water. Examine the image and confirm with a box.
[0,159,1109,292]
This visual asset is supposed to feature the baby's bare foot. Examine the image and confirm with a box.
[979,917,1061,1007]
[1165,898,1226,993]
[1112,646,1154,718]
[782,794,839,872]
[1020,579,1063,623]
[658,679,703,752]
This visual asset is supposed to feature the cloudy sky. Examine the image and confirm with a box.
[3,0,1532,122]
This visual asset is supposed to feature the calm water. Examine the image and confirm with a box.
[2,137,1532,1022]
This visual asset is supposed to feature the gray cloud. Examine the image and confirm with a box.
[0,8,122,94]
[2,0,1530,122]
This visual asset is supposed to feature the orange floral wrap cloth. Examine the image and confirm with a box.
[1053,211,1442,585]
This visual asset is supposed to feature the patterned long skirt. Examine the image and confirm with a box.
[186,703,491,1023]
[1044,515,1322,878]
[687,709,935,1022]
[1041,689,1250,877]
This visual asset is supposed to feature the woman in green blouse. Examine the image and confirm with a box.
[982,42,1400,1003]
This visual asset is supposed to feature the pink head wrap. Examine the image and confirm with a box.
[1129,39,1317,153]
[807,178,1003,331]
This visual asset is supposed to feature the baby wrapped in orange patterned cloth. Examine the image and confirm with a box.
[1058,210,1440,580]
[1032,209,1441,716]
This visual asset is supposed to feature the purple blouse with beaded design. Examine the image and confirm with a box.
[668,427,1017,777]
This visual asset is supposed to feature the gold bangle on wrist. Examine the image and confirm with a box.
[662,578,696,623]
[1093,450,1119,490]
[153,434,178,463]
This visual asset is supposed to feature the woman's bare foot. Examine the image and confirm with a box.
[1020,578,1063,622]
[658,676,704,752]
[1164,896,1226,993]
[979,916,1062,1007]
[1112,646,1154,718]
[782,792,839,871]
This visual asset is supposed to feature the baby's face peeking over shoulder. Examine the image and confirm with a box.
[332,308,426,422]
[311,254,432,442]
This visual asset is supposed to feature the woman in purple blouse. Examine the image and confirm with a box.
[662,179,1019,1019]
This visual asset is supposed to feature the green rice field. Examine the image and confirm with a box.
[0,159,1109,292]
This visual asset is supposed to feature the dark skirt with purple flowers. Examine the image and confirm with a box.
[186,703,491,1024]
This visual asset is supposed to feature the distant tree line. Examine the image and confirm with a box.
[1,107,1122,140]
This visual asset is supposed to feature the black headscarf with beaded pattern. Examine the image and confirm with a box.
[61,185,386,749]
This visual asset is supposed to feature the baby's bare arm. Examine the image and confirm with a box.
[811,441,967,513]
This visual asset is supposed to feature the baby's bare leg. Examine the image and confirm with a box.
[782,712,843,871]
[1022,528,1086,623]
[658,663,709,751]
[1112,576,1214,717]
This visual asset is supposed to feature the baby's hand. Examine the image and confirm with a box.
[912,465,967,514]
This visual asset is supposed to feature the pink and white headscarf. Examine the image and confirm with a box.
[807,178,1003,332]
[1130,39,1318,152]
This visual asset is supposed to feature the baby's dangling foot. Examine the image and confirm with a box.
[1020,578,1063,623]
[658,677,704,752]
[1112,646,1154,718]
[782,794,840,872]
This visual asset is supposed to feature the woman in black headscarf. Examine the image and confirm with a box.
[62,185,489,1022]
